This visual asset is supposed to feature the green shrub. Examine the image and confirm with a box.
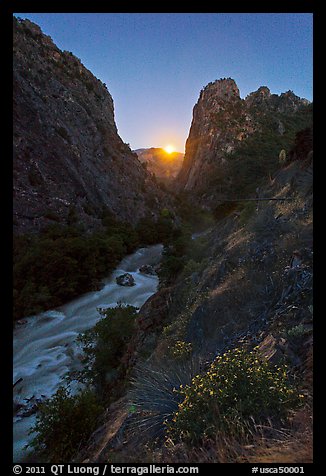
[160,208,172,218]
[239,201,257,225]
[67,205,78,225]
[13,203,198,320]
[76,305,138,396]
[174,192,215,231]
[208,104,313,199]
[135,216,160,245]
[158,225,210,284]
[180,259,202,279]
[166,347,302,444]
[159,254,185,282]
[28,387,103,462]
[286,324,309,345]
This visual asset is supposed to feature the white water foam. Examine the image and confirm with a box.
[13,244,163,462]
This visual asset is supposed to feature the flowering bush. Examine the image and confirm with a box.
[170,340,193,359]
[166,347,302,444]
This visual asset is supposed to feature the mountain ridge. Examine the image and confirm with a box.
[176,77,312,206]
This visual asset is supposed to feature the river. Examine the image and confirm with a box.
[13,244,163,462]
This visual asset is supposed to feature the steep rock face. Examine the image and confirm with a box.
[177,78,245,192]
[176,78,311,197]
[13,18,170,234]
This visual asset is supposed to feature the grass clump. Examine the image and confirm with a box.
[166,347,302,445]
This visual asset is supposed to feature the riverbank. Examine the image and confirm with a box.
[13,244,163,462]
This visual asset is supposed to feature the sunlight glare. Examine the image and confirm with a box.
[164,144,175,154]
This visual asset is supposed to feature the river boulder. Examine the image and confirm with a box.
[116,273,135,286]
[139,264,156,275]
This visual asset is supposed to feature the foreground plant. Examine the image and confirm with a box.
[28,386,103,462]
[166,347,302,444]
[76,304,138,395]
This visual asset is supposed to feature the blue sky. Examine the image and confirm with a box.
[14,13,313,152]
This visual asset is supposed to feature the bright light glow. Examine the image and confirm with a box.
[164,144,175,154]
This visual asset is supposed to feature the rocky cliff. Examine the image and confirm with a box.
[176,78,312,204]
[13,18,170,234]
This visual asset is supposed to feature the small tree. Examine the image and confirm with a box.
[76,304,138,393]
[28,387,103,462]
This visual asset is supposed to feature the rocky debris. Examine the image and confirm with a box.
[13,17,172,234]
[139,264,156,275]
[256,334,301,366]
[116,273,135,287]
[247,240,276,267]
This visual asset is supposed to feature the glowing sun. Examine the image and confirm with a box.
[164,144,175,154]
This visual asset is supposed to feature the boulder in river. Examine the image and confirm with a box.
[116,273,135,286]
[139,264,156,275]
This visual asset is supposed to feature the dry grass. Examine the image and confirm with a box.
[101,409,313,464]
[142,406,313,464]
[242,407,313,464]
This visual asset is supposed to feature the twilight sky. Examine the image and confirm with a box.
[14,13,313,152]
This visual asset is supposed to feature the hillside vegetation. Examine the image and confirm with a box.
[27,125,313,463]
[13,209,178,321]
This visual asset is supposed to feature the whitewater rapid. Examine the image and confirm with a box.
[13,244,163,462]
